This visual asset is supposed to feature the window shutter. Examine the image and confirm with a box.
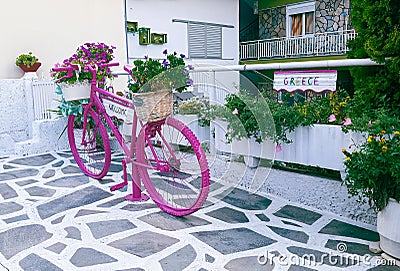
[188,23,206,58]
[206,25,222,58]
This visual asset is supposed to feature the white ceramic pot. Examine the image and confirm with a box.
[377,198,400,259]
[62,82,91,102]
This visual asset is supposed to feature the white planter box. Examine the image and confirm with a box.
[214,120,363,171]
[174,114,210,144]
[377,198,400,259]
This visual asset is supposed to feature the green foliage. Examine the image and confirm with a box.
[344,0,400,210]
[177,97,210,127]
[15,52,39,67]
[342,129,400,211]
[128,50,192,95]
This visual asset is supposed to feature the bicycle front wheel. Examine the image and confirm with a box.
[68,108,111,179]
[136,117,210,216]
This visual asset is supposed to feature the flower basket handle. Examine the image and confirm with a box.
[52,64,80,82]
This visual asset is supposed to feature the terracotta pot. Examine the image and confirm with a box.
[377,198,400,259]
[18,62,41,72]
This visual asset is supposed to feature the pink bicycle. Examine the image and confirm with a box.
[53,62,210,216]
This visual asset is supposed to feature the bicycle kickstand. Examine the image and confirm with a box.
[125,163,150,202]
[110,159,129,191]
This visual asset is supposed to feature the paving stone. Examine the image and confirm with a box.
[205,254,215,263]
[121,203,157,212]
[0,183,18,199]
[224,256,274,271]
[75,209,108,217]
[51,215,65,224]
[287,246,358,267]
[52,160,64,167]
[0,202,23,215]
[19,253,62,271]
[274,205,322,225]
[42,169,55,178]
[325,239,378,256]
[288,265,317,271]
[4,214,29,224]
[46,242,67,254]
[159,244,197,271]
[206,207,249,223]
[0,168,39,181]
[61,165,82,174]
[44,175,89,188]
[199,269,208,271]
[15,179,38,186]
[191,228,277,255]
[268,226,309,244]
[25,186,56,197]
[138,211,211,231]
[3,164,15,169]
[0,224,52,259]
[10,153,56,166]
[87,219,136,239]
[256,213,271,222]
[217,188,272,210]
[115,268,145,271]
[98,178,116,184]
[65,226,82,240]
[37,185,113,219]
[109,163,123,172]
[70,247,117,267]
[108,230,179,258]
[57,151,73,158]
[318,219,379,242]
[282,220,302,227]
[97,197,126,208]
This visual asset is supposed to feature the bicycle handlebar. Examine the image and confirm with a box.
[52,62,119,83]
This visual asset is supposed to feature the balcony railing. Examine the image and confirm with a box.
[240,30,357,61]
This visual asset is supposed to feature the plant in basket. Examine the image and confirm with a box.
[127,49,193,122]
[50,42,116,117]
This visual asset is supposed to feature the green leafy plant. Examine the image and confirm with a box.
[16,52,39,68]
[177,97,211,127]
[342,128,400,211]
[128,49,192,95]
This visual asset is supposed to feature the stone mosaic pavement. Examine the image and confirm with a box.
[0,151,399,271]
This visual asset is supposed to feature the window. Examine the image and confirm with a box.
[287,1,315,37]
[172,19,234,59]
[188,23,222,59]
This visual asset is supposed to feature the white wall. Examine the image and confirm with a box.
[1,0,127,80]
[126,0,239,66]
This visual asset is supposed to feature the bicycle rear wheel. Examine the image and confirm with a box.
[136,117,210,216]
[68,108,111,179]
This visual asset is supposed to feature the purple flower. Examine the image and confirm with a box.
[162,59,169,67]
[187,78,193,86]
[180,53,185,58]
[276,145,282,152]
[367,120,372,127]
[183,70,189,76]
[163,49,168,55]
[144,55,148,60]
[188,65,194,70]
[174,51,177,55]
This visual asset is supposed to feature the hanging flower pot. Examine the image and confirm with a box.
[59,81,91,102]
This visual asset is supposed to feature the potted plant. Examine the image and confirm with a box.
[342,117,400,259]
[127,49,193,123]
[51,42,115,102]
[16,52,41,72]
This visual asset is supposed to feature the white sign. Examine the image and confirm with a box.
[273,70,337,93]
[103,99,130,120]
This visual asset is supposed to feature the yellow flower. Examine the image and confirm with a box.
[381,130,386,135]
[395,131,400,136]
[382,146,388,152]
[345,157,351,161]
[341,148,347,153]
[380,138,386,144]
[367,136,373,143]
[352,150,357,154]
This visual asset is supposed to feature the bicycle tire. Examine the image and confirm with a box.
[136,117,210,216]
[68,108,111,179]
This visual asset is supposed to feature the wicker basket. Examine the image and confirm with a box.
[133,89,172,122]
